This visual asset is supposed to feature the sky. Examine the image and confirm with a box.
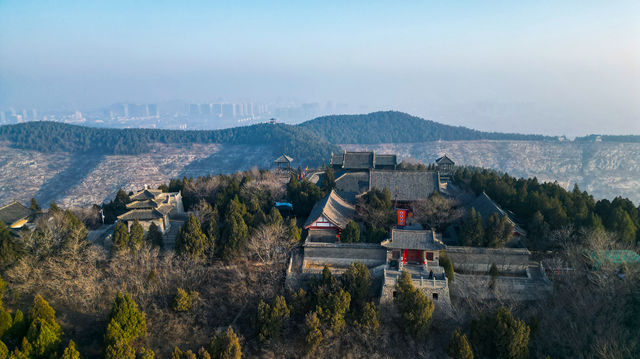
[1,1,639,136]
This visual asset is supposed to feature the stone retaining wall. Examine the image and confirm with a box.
[303,242,387,268]
[445,246,531,274]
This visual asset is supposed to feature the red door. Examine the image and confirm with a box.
[405,250,421,264]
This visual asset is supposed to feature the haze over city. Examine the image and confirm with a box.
[1,1,639,136]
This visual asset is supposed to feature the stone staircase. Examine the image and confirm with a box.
[163,220,183,249]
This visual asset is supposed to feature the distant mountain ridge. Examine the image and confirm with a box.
[299,111,554,144]
[1,112,638,168]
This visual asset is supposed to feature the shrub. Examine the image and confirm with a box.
[448,329,473,359]
[172,288,199,312]
[440,252,454,282]
[209,327,242,359]
[340,221,360,243]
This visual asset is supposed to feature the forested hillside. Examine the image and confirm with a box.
[299,111,553,144]
[0,121,338,166]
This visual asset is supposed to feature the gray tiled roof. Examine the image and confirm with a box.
[126,199,159,209]
[369,170,439,202]
[117,209,166,221]
[331,151,398,169]
[304,190,355,229]
[274,154,293,163]
[435,154,455,165]
[469,192,526,235]
[382,229,445,250]
[0,201,33,226]
[335,172,370,197]
[130,189,163,201]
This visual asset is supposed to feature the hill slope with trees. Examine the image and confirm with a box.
[299,111,553,144]
[0,121,339,166]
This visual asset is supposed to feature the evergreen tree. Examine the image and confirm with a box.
[106,291,147,345]
[286,218,301,243]
[171,347,197,359]
[208,327,242,359]
[316,289,350,335]
[340,221,360,243]
[60,340,80,359]
[0,309,10,338]
[321,167,336,193]
[448,329,473,359]
[470,306,530,359]
[112,222,130,252]
[485,213,511,248]
[26,318,62,359]
[105,338,135,359]
[175,215,209,259]
[4,310,26,348]
[0,221,22,266]
[172,289,198,312]
[304,311,322,354]
[48,202,61,213]
[219,200,249,261]
[145,223,164,248]
[341,262,370,310]
[0,340,7,359]
[255,296,290,343]
[129,220,144,250]
[354,302,380,334]
[394,271,434,339]
[439,252,454,282]
[28,295,61,336]
[460,208,484,246]
[29,198,40,211]
[266,208,283,226]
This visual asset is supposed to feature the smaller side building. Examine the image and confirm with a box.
[0,201,35,229]
[117,187,184,234]
[380,229,451,308]
[304,189,355,242]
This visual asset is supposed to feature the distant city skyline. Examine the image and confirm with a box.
[1,1,638,136]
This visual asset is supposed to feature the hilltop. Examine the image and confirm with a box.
[299,111,553,144]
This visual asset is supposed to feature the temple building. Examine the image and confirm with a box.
[380,229,450,306]
[330,151,397,171]
[303,189,355,242]
[117,187,184,234]
[0,200,35,230]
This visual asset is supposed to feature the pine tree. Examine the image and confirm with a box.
[171,347,197,359]
[448,329,473,359]
[0,221,22,266]
[176,215,210,259]
[460,208,484,246]
[266,208,283,226]
[112,222,130,252]
[304,311,322,354]
[219,201,249,261]
[0,340,7,359]
[340,221,360,243]
[60,340,80,359]
[26,318,62,359]
[129,220,144,250]
[440,252,454,282]
[394,271,434,339]
[145,222,164,248]
[4,310,26,347]
[105,338,135,359]
[208,327,242,359]
[342,262,370,310]
[286,218,301,243]
[0,309,10,338]
[255,296,290,343]
[28,295,61,336]
[172,288,198,312]
[48,202,61,213]
[29,198,40,211]
[354,302,380,334]
[106,291,147,344]
[321,167,336,193]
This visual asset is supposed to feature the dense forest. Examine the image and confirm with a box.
[0,121,338,166]
[454,167,640,250]
[299,111,554,144]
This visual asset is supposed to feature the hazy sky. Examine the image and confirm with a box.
[1,1,639,136]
